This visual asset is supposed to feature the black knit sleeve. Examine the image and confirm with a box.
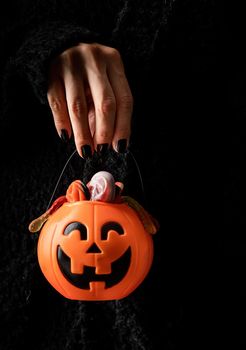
[10,21,101,105]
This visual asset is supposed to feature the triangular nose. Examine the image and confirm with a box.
[86,242,101,253]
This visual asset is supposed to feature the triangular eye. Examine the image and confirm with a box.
[64,222,87,240]
[101,222,124,240]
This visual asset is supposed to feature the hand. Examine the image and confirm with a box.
[47,43,133,158]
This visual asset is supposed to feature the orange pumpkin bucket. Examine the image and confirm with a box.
[29,171,158,301]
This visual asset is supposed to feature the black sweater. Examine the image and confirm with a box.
[0,1,243,349]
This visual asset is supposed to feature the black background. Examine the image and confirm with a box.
[0,1,245,349]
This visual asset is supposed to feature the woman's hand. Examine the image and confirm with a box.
[47,43,133,158]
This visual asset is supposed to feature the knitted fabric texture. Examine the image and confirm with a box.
[0,1,220,349]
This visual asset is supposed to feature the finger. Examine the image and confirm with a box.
[64,71,93,159]
[84,54,116,151]
[47,75,71,142]
[107,52,133,153]
[88,104,96,137]
[85,86,96,137]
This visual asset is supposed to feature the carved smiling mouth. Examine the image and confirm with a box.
[57,247,131,289]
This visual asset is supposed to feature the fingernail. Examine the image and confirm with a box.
[60,129,69,143]
[116,139,127,153]
[81,145,92,159]
[97,143,108,156]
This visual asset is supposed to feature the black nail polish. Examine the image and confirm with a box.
[117,139,127,153]
[81,145,92,159]
[60,129,69,143]
[97,143,108,156]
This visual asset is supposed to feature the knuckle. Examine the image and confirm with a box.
[89,43,100,52]
[108,48,121,61]
[60,48,82,74]
[59,50,73,65]
[48,97,63,113]
[76,44,103,73]
[84,43,102,60]
[71,98,86,116]
[59,50,69,61]
[60,46,79,60]
[119,94,133,112]
[99,97,116,115]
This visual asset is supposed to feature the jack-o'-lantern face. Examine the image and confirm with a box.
[38,201,153,300]
[57,221,131,290]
